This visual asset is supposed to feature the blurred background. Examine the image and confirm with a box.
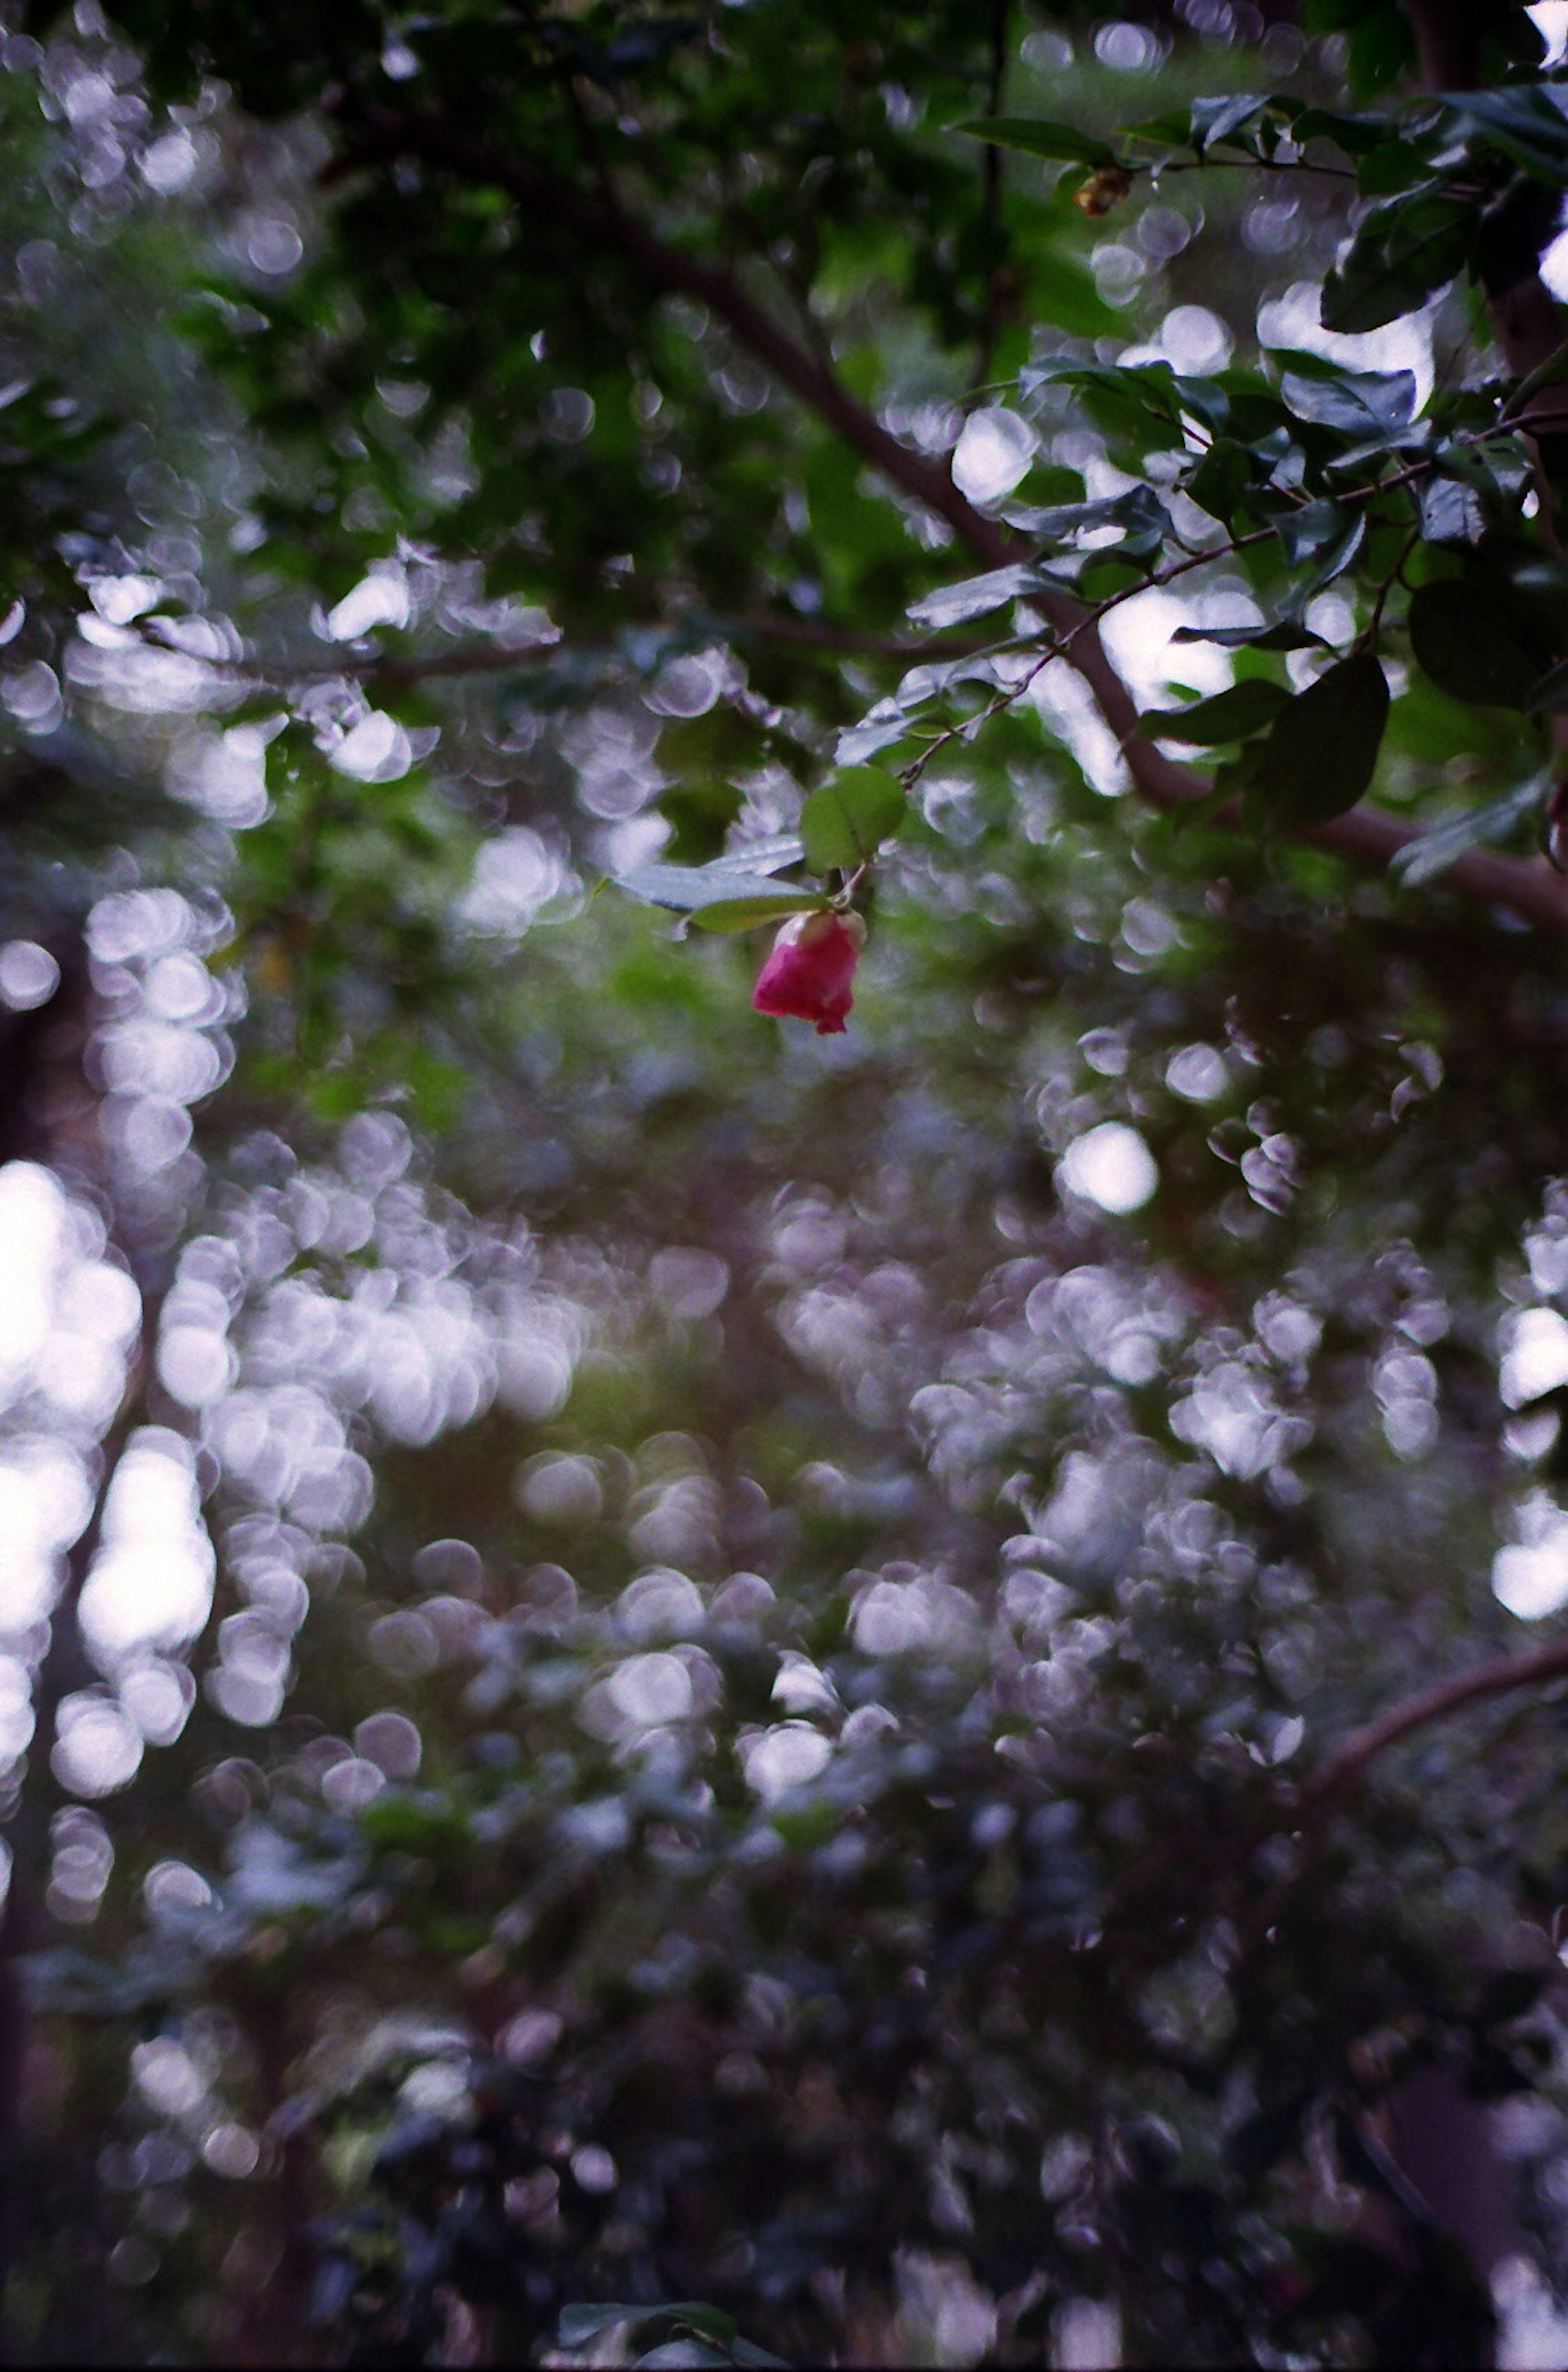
[2,0,1568,2363]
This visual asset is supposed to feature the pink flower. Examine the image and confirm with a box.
[752,910,865,1035]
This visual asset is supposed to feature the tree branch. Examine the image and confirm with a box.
[334,95,1568,941]
[1301,1636,1568,1812]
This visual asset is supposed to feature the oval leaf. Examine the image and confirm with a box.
[951,116,1118,168]
[1408,581,1541,710]
[1250,654,1390,827]
[800,770,906,874]
[618,862,824,915]
[687,891,832,933]
[1140,679,1287,744]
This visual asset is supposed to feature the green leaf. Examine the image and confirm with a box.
[1189,94,1270,154]
[1417,474,1487,547]
[1172,620,1326,651]
[1357,136,1443,197]
[617,863,829,917]
[906,562,1069,630]
[1274,498,1357,569]
[951,116,1119,169]
[1446,89,1568,183]
[1139,679,1287,743]
[1320,190,1472,334]
[800,771,906,874]
[1408,581,1542,709]
[687,893,832,934]
[1279,367,1416,435]
[1390,773,1548,886]
[1247,654,1390,827]
[1291,105,1402,156]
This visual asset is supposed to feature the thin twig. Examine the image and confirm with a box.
[1237,1639,1568,1959]
[324,93,1568,940]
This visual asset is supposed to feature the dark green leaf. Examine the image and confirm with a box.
[1408,581,1542,709]
[1172,619,1326,651]
[951,116,1118,169]
[1279,367,1416,435]
[1248,654,1390,826]
[1291,105,1403,156]
[1189,94,1270,154]
[1390,774,1548,885]
[1140,679,1287,743]
[1274,498,1358,569]
[1446,89,1568,183]
[800,771,906,873]
[1417,474,1487,547]
[687,893,835,934]
[1321,191,1472,333]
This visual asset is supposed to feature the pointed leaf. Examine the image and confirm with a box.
[1417,474,1486,547]
[687,892,832,933]
[951,116,1119,168]
[1390,773,1547,885]
[1320,190,1471,333]
[617,863,826,916]
[1172,620,1326,651]
[1408,581,1541,709]
[1274,498,1356,568]
[906,562,1069,630]
[1140,679,1288,743]
[1446,89,1568,183]
[1249,654,1389,826]
[1279,367,1416,434]
[1189,94,1271,154]
[708,833,805,877]
[800,771,906,874]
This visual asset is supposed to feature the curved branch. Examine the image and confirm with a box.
[1302,1636,1568,1811]
[335,95,1568,941]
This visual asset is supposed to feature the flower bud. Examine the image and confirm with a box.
[752,910,865,1035]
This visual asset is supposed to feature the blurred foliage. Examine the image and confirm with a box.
[3,1,1568,2368]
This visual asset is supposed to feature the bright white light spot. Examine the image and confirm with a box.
[202,2122,260,2179]
[516,1452,601,1525]
[90,575,161,626]
[744,1721,832,1801]
[158,1325,236,1409]
[1258,278,1434,411]
[458,828,566,934]
[1160,303,1232,373]
[1166,1044,1229,1102]
[132,2036,204,2117]
[1058,1123,1158,1213]
[79,1433,214,1664]
[1501,1308,1568,1408]
[1100,586,1231,705]
[1095,18,1156,67]
[571,2144,617,2194]
[140,130,198,193]
[951,407,1036,504]
[1527,5,1568,69]
[327,572,409,641]
[355,1710,422,1779]
[329,711,412,782]
[53,1690,143,1796]
[0,941,58,1010]
[607,1651,693,1729]
[1495,1520,1568,1620]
